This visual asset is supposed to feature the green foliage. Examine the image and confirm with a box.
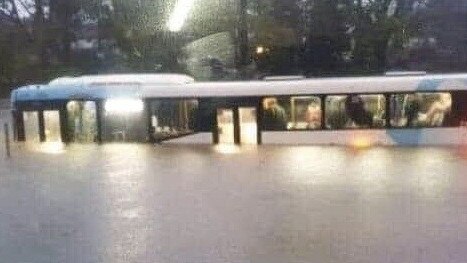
[0,0,103,95]
[111,0,185,72]
[183,32,236,80]
[1,0,466,97]
[187,0,238,38]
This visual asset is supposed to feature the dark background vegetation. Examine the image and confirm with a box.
[1,0,466,97]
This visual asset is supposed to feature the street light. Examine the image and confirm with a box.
[167,0,196,32]
[256,46,266,55]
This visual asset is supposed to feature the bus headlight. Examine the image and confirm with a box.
[105,99,144,114]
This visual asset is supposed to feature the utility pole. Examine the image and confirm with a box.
[97,0,103,73]
[237,0,249,79]
[4,123,11,158]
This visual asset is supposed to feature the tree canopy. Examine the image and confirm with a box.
[1,0,466,96]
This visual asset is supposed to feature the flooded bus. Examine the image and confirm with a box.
[10,73,467,146]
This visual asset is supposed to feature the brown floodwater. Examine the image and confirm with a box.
[1,143,467,263]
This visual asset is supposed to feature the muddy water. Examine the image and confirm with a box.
[1,143,467,263]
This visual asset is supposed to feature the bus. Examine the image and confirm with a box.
[10,73,467,146]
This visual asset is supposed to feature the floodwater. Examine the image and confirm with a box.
[1,142,467,263]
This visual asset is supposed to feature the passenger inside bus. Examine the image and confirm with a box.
[305,103,322,129]
[404,94,421,127]
[421,93,452,126]
[391,93,452,127]
[262,98,288,130]
[345,95,373,128]
[325,95,385,129]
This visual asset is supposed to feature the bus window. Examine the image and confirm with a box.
[23,111,40,142]
[67,101,98,143]
[290,96,322,130]
[262,96,322,130]
[262,97,288,130]
[390,92,452,128]
[102,99,147,142]
[44,110,62,142]
[325,94,386,129]
[149,99,198,141]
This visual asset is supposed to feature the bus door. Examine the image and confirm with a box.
[66,101,98,143]
[238,107,258,144]
[23,111,40,143]
[215,107,258,145]
[216,108,235,144]
[43,110,62,142]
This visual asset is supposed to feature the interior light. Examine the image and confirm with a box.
[167,0,196,32]
[105,99,144,114]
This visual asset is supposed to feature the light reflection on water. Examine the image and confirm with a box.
[213,144,242,154]
[48,143,465,201]
[1,143,467,262]
[24,141,66,154]
[270,145,463,200]
[101,144,149,262]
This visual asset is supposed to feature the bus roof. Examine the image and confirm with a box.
[48,73,195,86]
[11,73,467,102]
[141,73,467,98]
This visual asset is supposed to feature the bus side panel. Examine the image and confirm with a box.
[262,128,463,146]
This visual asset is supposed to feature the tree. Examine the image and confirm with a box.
[0,0,99,94]
[405,0,467,71]
[249,0,302,75]
[110,0,185,72]
[300,0,351,75]
[345,0,407,73]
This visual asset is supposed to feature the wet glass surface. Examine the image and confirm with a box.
[1,142,467,263]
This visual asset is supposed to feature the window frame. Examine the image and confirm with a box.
[323,93,388,130]
[260,90,462,132]
[387,91,458,129]
[147,97,201,142]
[261,95,324,131]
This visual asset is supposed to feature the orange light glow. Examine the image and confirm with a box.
[457,144,467,159]
[351,137,372,149]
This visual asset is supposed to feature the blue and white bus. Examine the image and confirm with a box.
[10,73,467,146]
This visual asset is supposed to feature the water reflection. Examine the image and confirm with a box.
[2,144,467,263]
[34,142,66,155]
[410,148,457,198]
[99,144,150,262]
[353,148,393,192]
[276,146,348,185]
[213,144,242,154]
[273,145,461,200]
